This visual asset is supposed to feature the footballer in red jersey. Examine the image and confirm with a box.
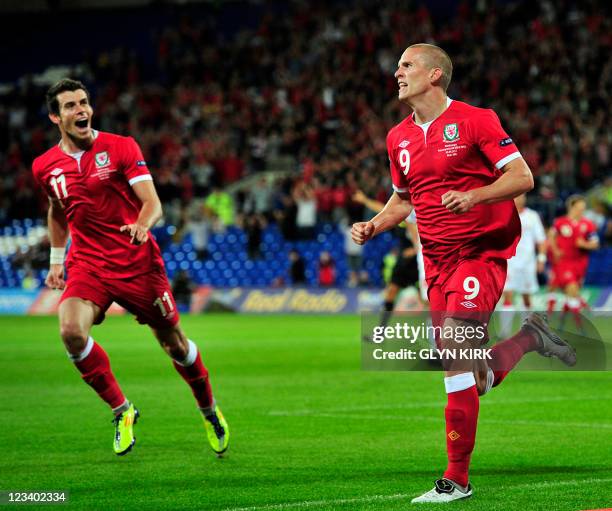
[547,195,599,327]
[352,44,576,503]
[32,79,229,456]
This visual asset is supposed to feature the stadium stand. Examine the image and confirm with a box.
[0,0,610,288]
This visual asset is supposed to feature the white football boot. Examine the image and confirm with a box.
[522,312,577,366]
[411,478,473,503]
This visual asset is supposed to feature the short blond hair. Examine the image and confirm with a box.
[408,43,453,91]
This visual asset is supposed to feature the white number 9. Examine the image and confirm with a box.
[399,149,410,175]
[463,276,480,300]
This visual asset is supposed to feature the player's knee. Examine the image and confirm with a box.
[154,326,188,359]
[59,322,88,352]
[475,372,488,395]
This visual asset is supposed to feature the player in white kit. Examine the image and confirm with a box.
[406,210,428,302]
[499,194,547,337]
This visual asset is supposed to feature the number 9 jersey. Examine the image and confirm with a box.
[386,99,522,325]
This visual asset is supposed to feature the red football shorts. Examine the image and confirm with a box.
[549,261,584,289]
[427,257,507,332]
[60,266,179,329]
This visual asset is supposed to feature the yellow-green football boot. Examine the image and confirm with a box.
[203,406,229,456]
[112,403,139,456]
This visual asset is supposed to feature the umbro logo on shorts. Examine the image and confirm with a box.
[460,301,477,309]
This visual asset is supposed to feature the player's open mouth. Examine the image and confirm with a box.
[75,119,89,129]
[398,82,407,89]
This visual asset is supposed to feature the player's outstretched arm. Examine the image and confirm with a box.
[46,197,69,290]
[120,180,163,245]
[442,157,534,214]
[576,236,600,251]
[547,228,562,261]
[351,192,413,245]
[352,190,385,213]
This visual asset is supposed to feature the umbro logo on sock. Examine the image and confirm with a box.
[448,430,461,441]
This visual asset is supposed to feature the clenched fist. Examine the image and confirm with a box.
[46,264,66,290]
[441,190,477,214]
[351,221,375,245]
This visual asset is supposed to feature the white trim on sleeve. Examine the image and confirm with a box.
[392,184,408,193]
[444,372,476,394]
[495,151,521,170]
[128,174,153,186]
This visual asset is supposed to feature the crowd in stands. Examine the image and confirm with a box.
[0,0,610,289]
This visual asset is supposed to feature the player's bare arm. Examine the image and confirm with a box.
[352,190,385,213]
[547,228,562,261]
[46,197,69,290]
[536,241,547,273]
[120,180,163,245]
[351,192,413,245]
[406,221,421,252]
[575,236,600,251]
[442,157,534,214]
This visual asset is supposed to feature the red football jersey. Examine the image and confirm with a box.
[387,99,521,280]
[32,131,165,278]
[552,215,597,270]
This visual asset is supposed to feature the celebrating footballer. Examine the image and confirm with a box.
[32,79,229,457]
[352,44,577,503]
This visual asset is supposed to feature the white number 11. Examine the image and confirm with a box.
[50,175,68,199]
[154,291,175,317]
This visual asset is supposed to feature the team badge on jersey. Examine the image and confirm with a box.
[95,151,110,168]
[443,123,459,142]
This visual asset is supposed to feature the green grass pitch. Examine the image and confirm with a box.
[1,314,611,510]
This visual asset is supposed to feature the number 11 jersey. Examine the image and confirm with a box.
[32,130,165,278]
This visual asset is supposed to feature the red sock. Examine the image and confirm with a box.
[579,296,589,310]
[173,341,214,410]
[443,374,479,488]
[488,330,539,387]
[567,298,583,329]
[72,338,126,410]
[547,294,556,314]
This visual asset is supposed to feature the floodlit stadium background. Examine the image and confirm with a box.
[1,2,611,511]
[0,0,610,314]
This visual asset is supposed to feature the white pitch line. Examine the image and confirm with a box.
[222,477,612,511]
[222,493,408,511]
